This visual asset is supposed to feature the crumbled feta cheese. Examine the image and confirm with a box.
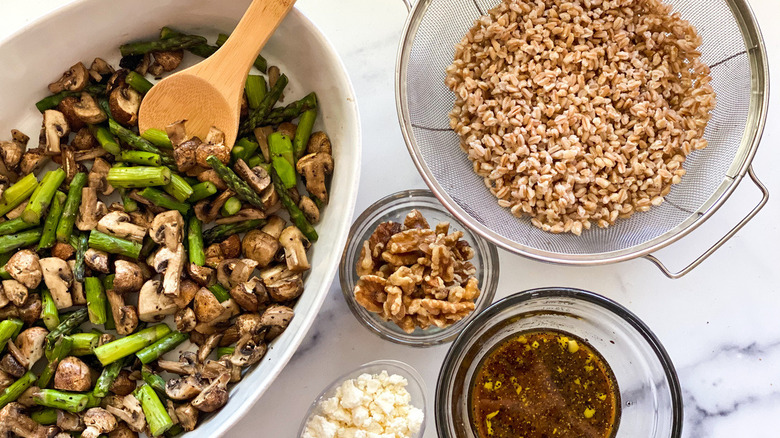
[303,370,424,438]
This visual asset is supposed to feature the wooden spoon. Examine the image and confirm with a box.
[138,0,295,149]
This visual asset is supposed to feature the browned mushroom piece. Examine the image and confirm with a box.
[135,53,152,76]
[175,308,197,333]
[214,207,266,225]
[0,402,56,438]
[187,263,215,287]
[175,403,199,432]
[194,190,234,223]
[0,141,24,170]
[261,183,281,212]
[216,258,259,289]
[260,265,304,302]
[165,120,188,147]
[194,167,226,190]
[235,314,264,338]
[195,143,230,168]
[193,288,223,324]
[49,62,89,93]
[158,351,199,375]
[276,122,296,140]
[0,369,13,391]
[11,327,47,370]
[51,242,75,261]
[85,249,110,273]
[73,92,107,125]
[197,333,223,363]
[233,159,271,194]
[107,369,135,396]
[2,280,27,309]
[279,226,311,272]
[42,109,70,155]
[109,86,142,126]
[71,127,98,151]
[252,126,273,162]
[104,394,145,433]
[81,408,117,438]
[298,195,320,224]
[307,131,332,155]
[228,334,267,368]
[229,276,268,312]
[57,409,85,432]
[5,250,42,290]
[0,353,25,378]
[260,304,295,341]
[57,96,85,131]
[54,356,92,392]
[0,294,41,326]
[153,243,185,297]
[165,374,206,401]
[39,257,73,309]
[296,152,334,204]
[20,148,50,175]
[89,57,114,82]
[191,372,230,412]
[172,138,199,173]
[150,50,183,74]
[242,229,280,268]
[137,279,178,322]
[88,157,115,196]
[109,424,138,438]
[174,279,199,309]
[77,187,107,231]
[114,261,144,294]
[97,211,146,242]
[220,235,241,259]
[150,210,184,250]
[107,288,139,336]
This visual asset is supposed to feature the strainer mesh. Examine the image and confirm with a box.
[401,0,755,259]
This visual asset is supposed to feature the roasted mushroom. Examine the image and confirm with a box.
[260,265,304,302]
[54,356,92,392]
[81,408,118,438]
[0,402,56,438]
[5,250,42,289]
[11,327,47,370]
[42,110,70,155]
[39,257,73,309]
[114,261,144,294]
[73,92,107,124]
[165,375,206,401]
[187,263,215,287]
[89,57,114,82]
[57,410,84,432]
[260,305,294,341]
[137,279,178,322]
[150,50,183,74]
[191,372,230,412]
[20,148,50,175]
[77,187,107,231]
[233,159,270,194]
[150,210,184,250]
[279,226,310,272]
[49,62,89,93]
[175,403,199,432]
[105,394,145,433]
[84,249,110,273]
[193,288,224,324]
[2,280,28,308]
[153,243,185,297]
[298,196,320,224]
[88,157,115,196]
[106,288,139,336]
[109,86,142,126]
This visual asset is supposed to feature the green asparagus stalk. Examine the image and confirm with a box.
[0,371,36,409]
[93,357,131,398]
[188,182,217,202]
[163,174,194,203]
[138,188,190,215]
[188,216,205,266]
[268,133,296,189]
[120,34,208,56]
[0,318,23,353]
[139,236,157,260]
[70,332,100,356]
[34,84,106,112]
[294,109,317,160]
[37,336,73,388]
[120,151,162,166]
[246,154,263,168]
[104,302,116,331]
[33,389,89,413]
[30,408,58,425]
[55,172,87,243]
[272,172,318,242]
[109,119,175,166]
[206,156,266,209]
[231,137,259,163]
[263,92,318,126]
[0,252,11,281]
[216,33,267,72]
[245,75,267,109]
[216,346,235,358]
[89,125,122,156]
[94,324,171,365]
[0,228,42,253]
[88,230,142,259]
[46,309,88,347]
[141,129,173,149]
[135,384,174,436]
[21,168,66,224]
[159,27,218,59]
[166,423,185,438]
[73,232,89,282]
[41,290,60,331]
[107,166,171,188]
[207,284,231,303]
[136,331,188,364]
[239,74,288,135]
[38,191,66,250]
[120,189,139,213]
[220,197,242,217]
[85,277,107,325]
[0,217,37,236]
[0,173,38,217]
[126,71,154,94]
[142,365,168,396]
[202,219,266,246]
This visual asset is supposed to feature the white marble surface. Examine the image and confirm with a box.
[1,0,780,436]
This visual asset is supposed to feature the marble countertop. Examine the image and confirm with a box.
[2,0,779,436]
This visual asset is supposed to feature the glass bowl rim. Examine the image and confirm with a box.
[435,286,684,437]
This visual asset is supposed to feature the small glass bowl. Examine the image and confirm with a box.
[340,190,500,346]
[436,288,683,438]
[298,360,428,438]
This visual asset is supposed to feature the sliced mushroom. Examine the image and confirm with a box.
[172,137,201,173]
[88,157,114,196]
[235,314,264,338]
[153,243,185,297]
[137,279,177,322]
[150,210,184,250]
[39,257,73,309]
[298,196,320,224]
[191,372,230,412]
[175,403,199,432]
[114,261,144,294]
[157,352,198,375]
[261,184,280,212]
[77,187,107,231]
[260,265,304,302]
[229,277,267,312]
[297,152,334,204]
[97,211,145,242]
[19,148,49,176]
[151,50,183,73]
[228,334,267,368]
[195,143,230,168]
[0,402,54,438]
[233,159,270,194]
[57,409,84,432]
[84,249,110,274]
[197,334,223,363]
[241,229,280,268]
[42,110,70,155]
[81,408,117,438]
[73,92,107,124]
[54,356,92,392]
[56,96,85,131]
[0,288,7,310]
[194,189,233,223]
[5,250,41,289]
[187,263,215,287]
[175,308,197,332]
[105,394,145,433]
[0,369,12,391]
[173,279,199,309]
[307,131,332,154]
[196,168,227,191]
[75,147,108,162]
[214,208,266,224]
[0,294,41,326]
[89,57,114,82]
[0,141,24,170]
[2,280,28,309]
[279,226,310,272]
[6,201,28,220]
[11,327,47,370]
[109,423,138,438]
[165,120,188,147]
[106,289,139,335]
[165,375,206,401]
[0,354,25,378]
[109,370,135,396]
[216,259,259,289]
[193,288,223,324]
[109,86,142,126]
[49,62,89,93]
[260,305,294,341]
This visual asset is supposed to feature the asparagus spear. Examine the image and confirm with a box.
[107,166,171,188]
[135,384,174,436]
[216,346,235,358]
[70,332,100,356]
[33,389,89,413]
[108,119,175,166]
[203,219,266,246]
[245,75,267,109]
[294,108,318,160]
[89,230,142,259]
[38,191,66,250]
[220,197,242,217]
[163,174,194,203]
[46,308,88,347]
[0,228,43,253]
[188,182,217,202]
[272,171,318,242]
[240,74,288,135]
[73,232,89,282]
[206,156,265,210]
[0,218,37,236]
[21,169,66,224]
[141,129,173,149]
[231,137,259,163]
[55,172,87,243]
[159,27,219,59]
[93,357,131,398]
[120,189,139,213]
[0,318,23,353]
[40,290,60,331]
[268,133,296,189]
[126,71,154,94]
[0,173,38,217]
[30,408,58,425]
[138,188,190,215]
[94,324,171,365]
[0,371,36,409]
[120,151,162,166]
[263,92,318,127]
[246,154,263,168]
[141,365,168,395]
[85,277,107,325]
[103,275,117,332]
[166,423,185,438]
[136,331,188,364]
[37,335,73,388]
[216,33,267,73]
[120,34,208,56]
[188,216,205,266]
[89,125,122,156]
[207,284,231,303]
[34,84,106,112]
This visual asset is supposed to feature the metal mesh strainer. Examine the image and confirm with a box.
[396,0,769,278]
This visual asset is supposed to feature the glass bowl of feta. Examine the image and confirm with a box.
[299,359,427,438]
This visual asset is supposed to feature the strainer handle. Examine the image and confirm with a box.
[644,166,769,279]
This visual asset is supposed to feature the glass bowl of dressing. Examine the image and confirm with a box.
[436,288,683,438]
